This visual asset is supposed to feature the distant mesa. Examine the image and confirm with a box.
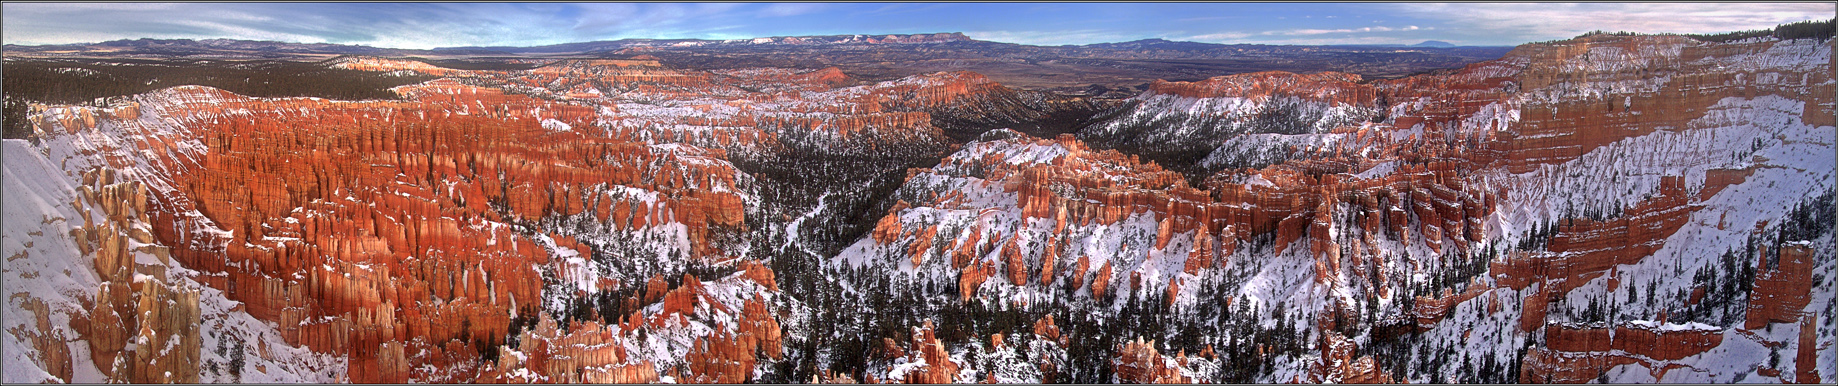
[1411,40,1457,48]
[0,31,1522,92]
[435,32,975,54]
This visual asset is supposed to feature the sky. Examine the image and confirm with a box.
[4,3,1833,49]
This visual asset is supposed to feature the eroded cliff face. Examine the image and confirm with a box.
[1080,71,1389,174]
[6,136,343,383]
[6,56,1045,383]
[828,34,1834,383]
[5,32,1834,384]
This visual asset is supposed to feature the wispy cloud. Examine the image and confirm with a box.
[1249,35,1450,46]
[1176,16,1239,22]
[964,30,1145,46]
[1269,25,1425,36]
[1182,25,1438,45]
[1,3,830,48]
[759,3,828,18]
[1397,3,1834,41]
[1184,32,1256,41]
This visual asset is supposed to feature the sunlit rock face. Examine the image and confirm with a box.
[4,59,1013,383]
[834,33,1833,383]
[5,31,1834,384]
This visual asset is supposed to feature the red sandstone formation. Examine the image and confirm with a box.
[50,167,207,383]
[1148,71,1378,104]
[1003,236,1028,286]
[1744,244,1814,330]
[1164,278,1181,308]
[909,225,939,267]
[882,338,906,360]
[1305,331,1398,383]
[14,29,1835,384]
[14,299,73,383]
[26,62,903,381]
[1522,321,1727,382]
[960,260,994,302]
[872,204,907,245]
[1183,226,1216,275]
[1113,337,1192,383]
[837,33,1835,385]
[1520,347,1643,384]
[1038,236,1060,285]
[477,314,661,383]
[1412,285,1491,328]
[1794,315,1821,383]
[476,272,781,383]
[1033,315,1065,345]
[328,56,471,76]
[952,228,984,270]
[738,260,780,292]
[1070,256,1090,291]
[1543,323,1722,360]
[1091,262,1114,300]
[894,320,961,384]
[1491,177,1697,333]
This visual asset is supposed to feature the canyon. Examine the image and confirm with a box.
[4,27,1835,384]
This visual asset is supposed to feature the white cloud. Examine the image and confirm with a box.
[4,3,178,12]
[966,29,1161,46]
[1279,25,1418,35]
[169,19,326,44]
[569,3,643,34]
[759,3,828,18]
[1399,2,1834,41]
[1252,35,1449,45]
[1185,32,1256,42]
[1,3,832,48]
[1176,16,1236,22]
[1264,25,1426,36]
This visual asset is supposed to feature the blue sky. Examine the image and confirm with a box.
[4,3,1832,48]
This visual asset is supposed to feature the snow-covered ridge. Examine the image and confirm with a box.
[1083,71,1385,155]
[825,34,1836,383]
[6,134,341,383]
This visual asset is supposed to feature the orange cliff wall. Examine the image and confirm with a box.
[1491,177,1696,332]
[1745,244,1816,330]
[1147,71,1378,105]
[1523,322,1724,383]
[56,166,206,384]
[1113,337,1195,384]
[88,81,758,381]
[872,129,1501,304]
[1376,35,1838,174]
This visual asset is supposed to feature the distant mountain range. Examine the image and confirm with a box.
[5,33,1503,58]
[432,32,980,54]
[2,33,1515,93]
[1315,40,1462,48]
[8,37,433,57]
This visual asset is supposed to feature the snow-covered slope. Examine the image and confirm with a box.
[4,137,343,383]
[822,34,1836,383]
[4,30,1833,384]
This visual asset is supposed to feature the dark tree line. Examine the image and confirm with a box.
[1671,189,1834,326]
[1534,19,1835,45]
[3,58,435,139]
[1687,19,1836,43]
[1415,243,1498,299]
